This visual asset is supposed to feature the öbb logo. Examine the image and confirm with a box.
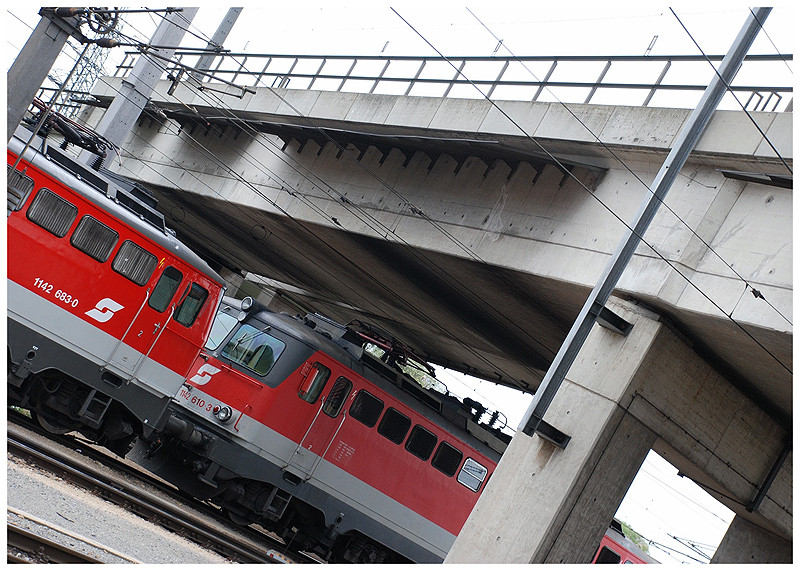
[190,364,221,385]
[85,298,124,323]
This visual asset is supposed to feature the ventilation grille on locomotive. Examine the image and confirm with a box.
[7,165,34,216]
[71,215,120,262]
[112,240,158,285]
[26,188,78,237]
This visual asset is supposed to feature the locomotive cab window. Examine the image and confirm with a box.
[457,457,488,492]
[323,377,353,418]
[174,283,208,326]
[377,407,411,444]
[205,310,239,350]
[71,215,119,262]
[112,240,158,286]
[298,362,331,403]
[405,425,437,461]
[349,390,384,427]
[431,442,464,477]
[26,188,78,237]
[221,323,286,375]
[149,266,183,312]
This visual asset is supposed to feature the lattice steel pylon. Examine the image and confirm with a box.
[45,21,123,118]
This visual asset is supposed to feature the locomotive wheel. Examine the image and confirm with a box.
[225,508,254,527]
[31,410,79,435]
[360,542,387,564]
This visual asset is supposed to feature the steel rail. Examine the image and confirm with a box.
[8,411,319,563]
[7,522,104,564]
[6,428,297,564]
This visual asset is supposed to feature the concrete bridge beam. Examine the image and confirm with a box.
[445,297,791,563]
[712,516,792,563]
[444,297,661,563]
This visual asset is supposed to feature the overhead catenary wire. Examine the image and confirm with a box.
[114,11,567,371]
[670,8,792,175]
[111,25,570,381]
[466,6,792,329]
[86,61,539,400]
[748,7,793,75]
[391,7,791,376]
[45,7,792,412]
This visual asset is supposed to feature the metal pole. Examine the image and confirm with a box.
[83,8,199,156]
[520,7,772,444]
[7,9,82,142]
[189,7,243,84]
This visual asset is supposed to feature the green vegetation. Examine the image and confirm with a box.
[621,521,650,554]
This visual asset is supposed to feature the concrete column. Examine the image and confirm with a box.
[445,298,660,563]
[711,516,792,563]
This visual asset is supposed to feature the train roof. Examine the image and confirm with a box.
[227,297,510,461]
[9,125,225,288]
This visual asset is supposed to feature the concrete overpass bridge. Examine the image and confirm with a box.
[81,50,791,562]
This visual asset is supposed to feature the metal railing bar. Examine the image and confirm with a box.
[486,60,510,99]
[584,59,612,104]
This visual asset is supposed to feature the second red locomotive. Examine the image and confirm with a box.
[133,296,511,562]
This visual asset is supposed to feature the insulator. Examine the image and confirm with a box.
[55,7,82,17]
[95,37,120,48]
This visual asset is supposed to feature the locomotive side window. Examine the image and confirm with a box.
[431,442,464,477]
[221,323,286,375]
[148,266,183,312]
[70,215,119,262]
[205,311,239,350]
[174,283,208,326]
[8,166,34,214]
[323,377,353,418]
[349,390,384,427]
[405,425,437,461]
[112,240,158,286]
[26,188,78,237]
[595,547,622,564]
[377,407,411,444]
[457,457,488,492]
[298,362,331,403]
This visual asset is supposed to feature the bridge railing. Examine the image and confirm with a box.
[114,52,793,111]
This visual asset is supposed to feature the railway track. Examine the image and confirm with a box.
[8,521,105,563]
[7,415,317,564]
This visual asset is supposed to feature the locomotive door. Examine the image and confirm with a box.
[106,264,182,377]
[285,375,354,481]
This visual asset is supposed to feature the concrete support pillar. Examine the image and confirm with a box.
[711,516,792,564]
[446,298,660,563]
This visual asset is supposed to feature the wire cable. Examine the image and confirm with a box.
[87,65,540,395]
[670,8,792,174]
[392,7,792,375]
[465,6,792,329]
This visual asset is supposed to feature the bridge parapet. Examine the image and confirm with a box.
[113,51,793,112]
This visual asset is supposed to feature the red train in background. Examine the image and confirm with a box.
[7,118,226,455]
[594,520,659,564]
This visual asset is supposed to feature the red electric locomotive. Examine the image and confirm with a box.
[7,121,226,454]
[593,520,659,564]
[133,296,511,562]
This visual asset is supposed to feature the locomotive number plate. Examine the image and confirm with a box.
[33,277,79,308]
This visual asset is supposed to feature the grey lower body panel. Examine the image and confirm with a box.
[136,408,452,563]
[8,301,173,435]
